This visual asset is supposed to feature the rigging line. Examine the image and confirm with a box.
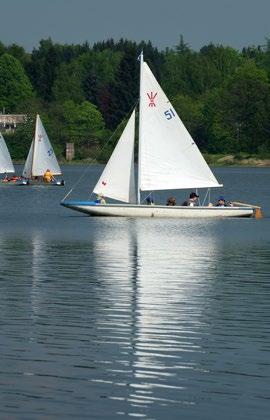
[61,99,139,202]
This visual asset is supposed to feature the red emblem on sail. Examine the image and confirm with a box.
[147,92,157,107]
[102,181,107,186]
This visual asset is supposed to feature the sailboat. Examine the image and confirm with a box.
[0,132,15,176]
[0,132,28,185]
[22,115,64,186]
[61,54,255,218]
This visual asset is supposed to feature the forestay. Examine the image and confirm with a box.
[0,133,15,174]
[93,110,136,203]
[139,62,222,191]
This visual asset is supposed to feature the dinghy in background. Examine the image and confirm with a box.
[0,132,28,185]
[22,115,64,186]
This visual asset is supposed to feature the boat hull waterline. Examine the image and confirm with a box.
[1,180,64,186]
[61,201,254,218]
[27,180,65,186]
[1,179,29,186]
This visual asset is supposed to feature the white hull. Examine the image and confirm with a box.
[28,179,65,186]
[61,201,254,218]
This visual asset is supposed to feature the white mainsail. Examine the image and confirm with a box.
[23,115,62,178]
[0,133,15,174]
[93,110,136,203]
[139,60,222,191]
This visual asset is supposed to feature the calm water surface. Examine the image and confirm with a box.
[0,165,270,419]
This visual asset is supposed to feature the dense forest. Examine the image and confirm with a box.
[1,36,270,162]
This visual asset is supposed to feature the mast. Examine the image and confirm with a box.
[137,51,143,205]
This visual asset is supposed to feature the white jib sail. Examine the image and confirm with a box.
[22,139,34,178]
[30,115,62,177]
[139,61,222,191]
[93,110,136,203]
[0,133,15,174]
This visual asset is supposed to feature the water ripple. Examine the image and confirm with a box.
[0,167,270,418]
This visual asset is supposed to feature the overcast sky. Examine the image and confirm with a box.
[0,0,269,52]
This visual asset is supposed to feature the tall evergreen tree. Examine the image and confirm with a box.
[105,40,140,128]
[0,53,33,112]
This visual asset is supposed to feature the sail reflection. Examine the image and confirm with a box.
[30,232,46,319]
[1,219,269,418]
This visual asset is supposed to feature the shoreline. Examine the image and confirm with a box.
[201,154,270,167]
[13,154,270,167]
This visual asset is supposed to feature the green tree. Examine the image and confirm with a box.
[0,53,33,112]
[171,94,205,148]
[5,115,36,160]
[0,41,6,56]
[106,40,140,128]
[161,49,193,97]
[162,43,242,98]
[60,100,107,159]
[175,35,190,54]
[82,49,122,125]
[28,38,91,101]
[6,43,30,67]
[52,58,86,103]
[203,61,270,153]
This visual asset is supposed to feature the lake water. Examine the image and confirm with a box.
[0,165,270,419]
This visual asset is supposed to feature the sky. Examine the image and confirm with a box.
[0,0,270,52]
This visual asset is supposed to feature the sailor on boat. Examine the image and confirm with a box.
[95,194,106,204]
[166,196,176,206]
[215,196,233,207]
[43,168,54,183]
[182,192,199,207]
[146,193,154,205]
[2,174,22,183]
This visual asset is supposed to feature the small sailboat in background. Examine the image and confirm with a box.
[0,132,15,176]
[22,115,64,186]
[61,53,257,218]
[0,132,28,185]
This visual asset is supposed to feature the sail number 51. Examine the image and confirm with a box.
[164,108,175,120]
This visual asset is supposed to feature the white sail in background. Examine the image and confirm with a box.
[0,133,15,174]
[139,61,222,191]
[32,115,62,176]
[93,110,136,203]
[22,139,34,178]
[23,115,62,178]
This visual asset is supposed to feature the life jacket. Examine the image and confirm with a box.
[43,171,53,182]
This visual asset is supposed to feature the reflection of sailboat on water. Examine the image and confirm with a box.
[23,115,64,186]
[91,220,220,412]
[61,53,254,218]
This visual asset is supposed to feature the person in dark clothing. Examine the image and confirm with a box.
[166,196,176,206]
[182,192,199,207]
[146,194,154,205]
[215,196,233,207]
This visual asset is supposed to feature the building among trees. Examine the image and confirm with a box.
[0,114,26,132]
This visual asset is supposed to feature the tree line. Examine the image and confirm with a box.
[0,36,270,161]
